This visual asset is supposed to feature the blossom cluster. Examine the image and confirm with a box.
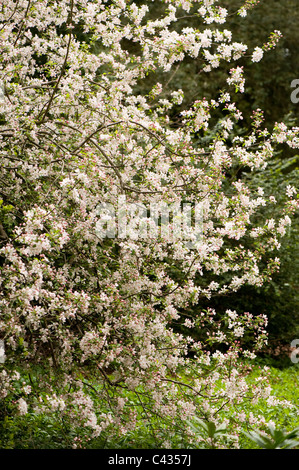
[0,0,298,447]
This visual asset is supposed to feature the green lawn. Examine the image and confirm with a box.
[1,357,298,449]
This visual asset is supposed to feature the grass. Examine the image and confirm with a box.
[0,356,299,449]
[237,358,299,448]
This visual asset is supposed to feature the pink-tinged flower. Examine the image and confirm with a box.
[17,398,28,415]
[251,47,264,63]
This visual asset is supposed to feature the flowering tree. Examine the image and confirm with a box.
[0,0,298,448]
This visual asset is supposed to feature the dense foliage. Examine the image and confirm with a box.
[0,0,298,448]
[127,0,299,348]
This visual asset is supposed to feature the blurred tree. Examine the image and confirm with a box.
[131,0,299,129]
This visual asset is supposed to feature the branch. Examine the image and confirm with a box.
[0,222,8,240]
[37,0,74,124]
[13,0,31,47]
